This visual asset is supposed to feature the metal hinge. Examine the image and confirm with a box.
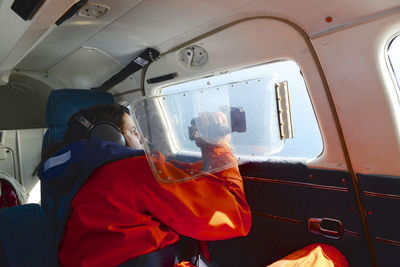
[275,81,293,140]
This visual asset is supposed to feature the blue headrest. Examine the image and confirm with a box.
[46,89,115,126]
[43,89,115,150]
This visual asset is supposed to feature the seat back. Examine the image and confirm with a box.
[0,204,56,267]
[42,89,115,151]
[41,88,115,214]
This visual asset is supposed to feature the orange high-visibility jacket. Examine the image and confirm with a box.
[267,243,349,267]
[58,146,251,267]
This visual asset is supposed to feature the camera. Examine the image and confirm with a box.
[188,107,246,140]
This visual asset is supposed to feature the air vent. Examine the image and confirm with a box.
[78,3,109,19]
[179,45,208,68]
[6,82,35,95]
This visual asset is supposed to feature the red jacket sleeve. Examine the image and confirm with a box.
[139,145,252,241]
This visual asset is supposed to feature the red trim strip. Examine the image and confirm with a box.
[244,176,349,192]
[252,211,304,224]
[374,237,400,246]
[343,230,361,237]
[253,212,360,238]
[363,191,400,200]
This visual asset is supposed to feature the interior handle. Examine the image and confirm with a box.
[308,218,343,239]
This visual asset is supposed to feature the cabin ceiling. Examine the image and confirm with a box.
[1,0,399,77]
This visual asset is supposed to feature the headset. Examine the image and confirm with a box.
[73,113,126,146]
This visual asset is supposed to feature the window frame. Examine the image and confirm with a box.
[157,59,324,161]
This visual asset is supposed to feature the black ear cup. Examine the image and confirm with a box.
[88,121,126,146]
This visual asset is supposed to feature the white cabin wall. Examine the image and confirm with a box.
[16,129,46,193]
[144,18,348,171]
[0,72,54,129]
[141,3,400,176]
[0,132,17,179]
[0,128,45,199]
[312,12,400,176]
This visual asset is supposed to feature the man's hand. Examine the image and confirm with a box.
[192,111,231,149]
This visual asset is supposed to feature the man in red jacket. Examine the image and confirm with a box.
[38,104,251,266]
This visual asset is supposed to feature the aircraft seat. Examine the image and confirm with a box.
[0,204,56,267]
[42,89,115,151]
[41,88,115,210]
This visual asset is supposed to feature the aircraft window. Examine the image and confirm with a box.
[160,61,323,161]
[388,35,400,98]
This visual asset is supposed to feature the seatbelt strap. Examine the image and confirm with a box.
[55,0,88,25]
[92,48,160,92]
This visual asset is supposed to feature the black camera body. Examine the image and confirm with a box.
[188,107,246,140]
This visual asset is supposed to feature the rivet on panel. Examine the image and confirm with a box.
[341,179,346,184]
[325,16,333,23]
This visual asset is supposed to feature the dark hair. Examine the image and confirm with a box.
[33,103,130,175]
